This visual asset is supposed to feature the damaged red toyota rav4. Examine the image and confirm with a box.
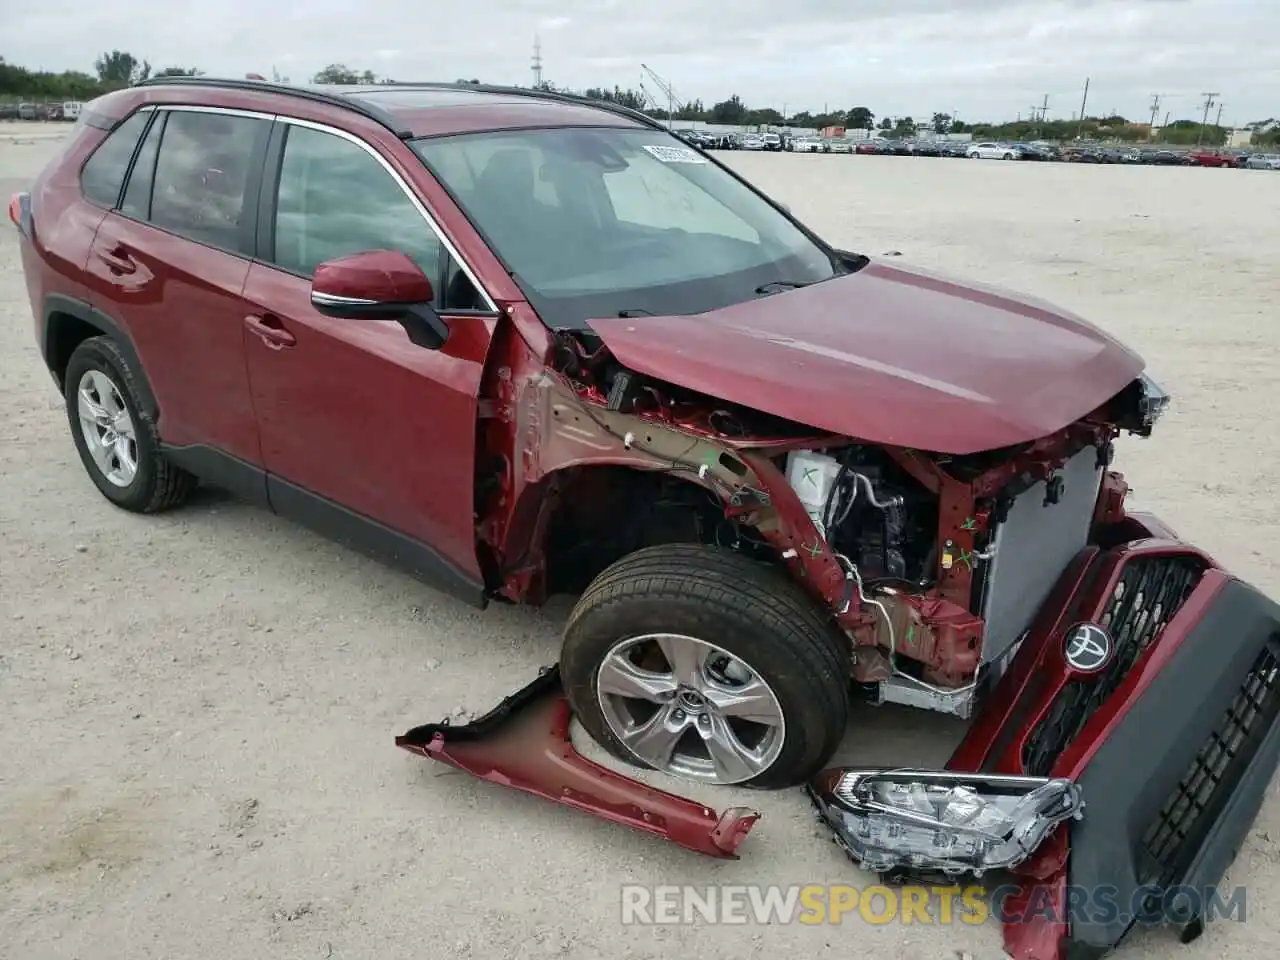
[14,78,1280,959]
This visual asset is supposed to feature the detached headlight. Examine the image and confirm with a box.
[807,768,1084,878]
[1137,371,1171,432]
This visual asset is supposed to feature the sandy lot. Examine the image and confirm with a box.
[3,136,1279,960]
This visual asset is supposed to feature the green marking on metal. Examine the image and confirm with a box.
[905,623,917,647]
[803,542,824,558]
[803,466,819,486]
[961,516,977,531]
[958,549,974,570]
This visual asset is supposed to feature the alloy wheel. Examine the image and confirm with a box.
[76,369,138,487]
[595,633,786,785]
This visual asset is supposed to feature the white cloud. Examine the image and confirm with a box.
[6,0,1276,124]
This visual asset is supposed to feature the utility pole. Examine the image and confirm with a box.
[1197,92,1218,146]
[530,35,543,89]
[1148,93,1161,139]
[1076,77,1090,140]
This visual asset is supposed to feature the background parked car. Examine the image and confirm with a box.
[1244,153,1280,170]
[967,141,1019,160]
[1148,150,1192,166]
[828,138,853,154]
[1186,150,1235,167]
[761,132,783,152]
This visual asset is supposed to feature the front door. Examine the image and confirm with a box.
[240,119,497,600]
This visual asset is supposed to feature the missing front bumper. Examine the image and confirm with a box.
[395,664,759,859]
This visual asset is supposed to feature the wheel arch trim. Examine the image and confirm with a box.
[43,293,159,420]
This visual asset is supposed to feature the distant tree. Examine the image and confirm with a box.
[892,116,917,137]
[94,50,150,89]
[931,112,952,134]
[582,85,648,112]
[878,116,893,131]
[313,63,361,84]
[845,106,874,129]
[710,94,747,125]
[154,66,202,77]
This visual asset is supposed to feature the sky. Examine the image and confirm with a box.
[9,0,1278,126]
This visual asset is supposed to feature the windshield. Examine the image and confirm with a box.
[411,127,840,329]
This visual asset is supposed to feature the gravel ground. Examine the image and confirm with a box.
[2,134,1279,960]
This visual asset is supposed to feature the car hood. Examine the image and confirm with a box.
[586,260,1145,455]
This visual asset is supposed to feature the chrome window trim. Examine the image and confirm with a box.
[276,115,498,313]
[157,104,279,122]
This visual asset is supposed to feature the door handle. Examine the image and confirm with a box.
[96,245,136,275]
[244,313,297,349]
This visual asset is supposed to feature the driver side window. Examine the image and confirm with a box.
[270,124,481,308]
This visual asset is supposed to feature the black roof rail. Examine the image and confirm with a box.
[365,81,667,132]
[132,76,414,138]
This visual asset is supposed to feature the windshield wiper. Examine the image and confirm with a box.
[754,280,814,295]
[617,308,656,318]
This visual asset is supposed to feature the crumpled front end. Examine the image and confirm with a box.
[947,514,1280,958]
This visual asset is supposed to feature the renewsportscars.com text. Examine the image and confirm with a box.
[620,883,1247,927]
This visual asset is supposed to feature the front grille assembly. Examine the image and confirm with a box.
[1139,640,1280,889]
[1022,555,1206,776]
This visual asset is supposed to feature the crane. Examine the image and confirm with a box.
[640,63,678,128]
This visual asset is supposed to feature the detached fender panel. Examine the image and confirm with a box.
[396,665,760,859]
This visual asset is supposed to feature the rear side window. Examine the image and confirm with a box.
[120,111,166,220]
[80,109,152,208]
[148,110,270,252]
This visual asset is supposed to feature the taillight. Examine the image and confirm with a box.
[9,191,30,237]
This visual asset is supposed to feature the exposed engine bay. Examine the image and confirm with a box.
[531,327,1170,721]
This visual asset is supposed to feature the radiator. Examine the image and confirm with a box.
[978,444,1103,669]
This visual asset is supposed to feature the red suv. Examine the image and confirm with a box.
[12,79,1272,801]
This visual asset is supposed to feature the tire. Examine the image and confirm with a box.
[1003,152,1014,160]
[561,543,851,790]
[64,336,196,513]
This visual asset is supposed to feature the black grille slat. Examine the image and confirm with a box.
[1021,556,1205,775]
[1139,645,1280,889]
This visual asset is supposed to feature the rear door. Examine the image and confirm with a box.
[81,106,273,492]
[239,118,499,598]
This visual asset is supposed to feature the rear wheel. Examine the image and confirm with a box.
[64,336,196,513]
[561,544,851,789]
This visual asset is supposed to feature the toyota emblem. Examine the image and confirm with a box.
[1064,623,1113,673]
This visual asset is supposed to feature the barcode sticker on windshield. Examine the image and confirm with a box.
[643,144,708,164]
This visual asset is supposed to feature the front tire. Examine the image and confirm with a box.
[64,336,196,513]
[561,544,851,790]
